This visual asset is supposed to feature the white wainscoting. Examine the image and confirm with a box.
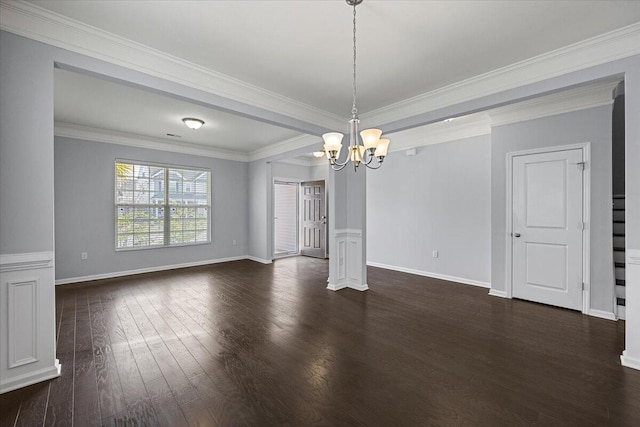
[328,229,368,291]
[0,252,61,394]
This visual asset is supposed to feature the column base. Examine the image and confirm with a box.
[0,359,61,394]
[621,350,640,371]
[327,283,347,291]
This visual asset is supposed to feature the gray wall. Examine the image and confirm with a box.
[248,160,271,261]
[612,88,625,195]
[367,135,492,284]
[0,32,55,254]
[54,137,248,280]
[271,162,311,181]
[491,106,614,312]
[310,164,329,182]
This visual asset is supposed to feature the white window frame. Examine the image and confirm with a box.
[114,160,211,251]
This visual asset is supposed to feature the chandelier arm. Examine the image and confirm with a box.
[331,161,350,171]
[330,149,351,168]
[363,160,384,170]
[361,149,376,165]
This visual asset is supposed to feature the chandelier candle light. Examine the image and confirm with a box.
[322,0,390,171]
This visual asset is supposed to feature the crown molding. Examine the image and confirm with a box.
[0,0,344,131]
[362,22,640,126]
[248,133,320,162]
[54,80,618,162]
[54,122,249,162]
[388,114,491,152]
[489,80,618,126]
[272,158,313,168]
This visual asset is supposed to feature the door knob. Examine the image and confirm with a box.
[513,233,521,238]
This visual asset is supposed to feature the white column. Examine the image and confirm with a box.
[622,68,640,370]
[0,253,61,393]
[327,165,368,291]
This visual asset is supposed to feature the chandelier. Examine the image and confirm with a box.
[321,0,390,171]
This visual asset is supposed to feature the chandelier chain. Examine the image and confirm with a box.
[352,2,357,116]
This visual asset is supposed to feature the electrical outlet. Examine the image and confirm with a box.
[432,251,438,258]
[232,239,237,246]
[81,252,88,261]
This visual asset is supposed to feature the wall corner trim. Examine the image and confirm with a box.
[621,351,640,371]
[488,289,509,298]
[0,252,54,273]
[587,309,617,321]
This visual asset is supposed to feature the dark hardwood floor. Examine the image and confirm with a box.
[1,257,639,426]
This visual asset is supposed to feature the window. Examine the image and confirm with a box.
[115,161,210,250]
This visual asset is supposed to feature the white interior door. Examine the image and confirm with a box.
[512,148,584,311]
[300,180,326,258]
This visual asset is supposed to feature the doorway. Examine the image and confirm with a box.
[274,181,299,257]
[507,144,590,312]
[300,180,327,258]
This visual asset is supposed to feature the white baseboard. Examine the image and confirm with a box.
[488,289,509,298]
[327,283,347,291]
[55,256,248,285]
[0,359,61,394]
[587,308,617,321]
[367,261,491,288]
[246,256,273,265]
[348,283,369,292]
[621,350,640,371]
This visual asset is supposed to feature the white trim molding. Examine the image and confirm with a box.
[587,309,617,321]
[386,113,491,152]
[0,1,344,132]
[621,351,640,371]
[7,279,39,368]
[246,256,273,265]
[55,255,251,285]
[489,289,508,298]
[367,261,490,289]
[2,1,638,155]
[1,360,61,395]
[329,229,367,291]
[362,23,640,126]
[1,252,60,394]
[55,122,249,162]
[326,283,347,291]
[249,134,320,162]
[489,81,619,127]
[0,251,53,272]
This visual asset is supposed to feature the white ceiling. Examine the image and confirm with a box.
[31,0,640,115]
[54,68,301,152]
[20,0,640,157]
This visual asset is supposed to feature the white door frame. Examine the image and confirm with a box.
[272,177,302,259]
[504,142,591,314]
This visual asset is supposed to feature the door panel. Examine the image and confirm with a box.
[512,149,583,311]
[274,182,299,256]
[301,180,326,258]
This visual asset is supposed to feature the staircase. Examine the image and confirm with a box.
[613,195,626,319]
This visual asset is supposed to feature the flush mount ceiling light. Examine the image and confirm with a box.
[322,0,390,171]
[182,117,204,130]
[312,150,326,158]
